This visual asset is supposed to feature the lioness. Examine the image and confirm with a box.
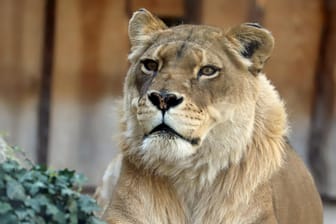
[97,9,323,224]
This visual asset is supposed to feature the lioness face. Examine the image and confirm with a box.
[124,9,274,162]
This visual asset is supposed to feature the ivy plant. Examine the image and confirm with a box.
[0,138,105,224]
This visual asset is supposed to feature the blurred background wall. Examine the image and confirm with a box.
[0,0,335,204]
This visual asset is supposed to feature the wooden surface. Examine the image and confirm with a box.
[309,0,336,198]
[128,0,184,17]
[37,0,56,165]
[49,0,128,184]
[263,0,324,159]
[0,0,44,160]
[202,0,250,28]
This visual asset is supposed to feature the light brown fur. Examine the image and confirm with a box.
[96,9,323,224]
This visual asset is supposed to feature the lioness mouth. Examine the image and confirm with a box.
[147,123,200,146]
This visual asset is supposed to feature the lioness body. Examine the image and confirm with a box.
[102,147,321,224]
[98,9,323,224]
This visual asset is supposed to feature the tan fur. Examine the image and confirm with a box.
[96,9,323,224]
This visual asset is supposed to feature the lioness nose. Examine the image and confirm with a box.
[148,91,183,112]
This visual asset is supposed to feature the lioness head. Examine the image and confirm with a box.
[122,9,278,167]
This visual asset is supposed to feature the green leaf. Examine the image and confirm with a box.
[14,208,35,220]
[1,160,19,173]
[6,177,26,201]
[46,203,66,223]
[19,171,35,182]
[33,194,50,206]
[0,202,12,214]
[25,194,50,213]
[59,169,75,178]
[68,213,78,224]
[32,215,46,224]
[0,178,4,188]
[28,181,46,195]
[62,187,76,196]
[46,203,59,216]
[73,173,88,186]
[78,195,100,214]
[25,197,41,213]
[67,199,78,223]
[47,185,57,195]
[0,213,18,224]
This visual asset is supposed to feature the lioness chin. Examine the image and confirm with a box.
[96,9,323,224]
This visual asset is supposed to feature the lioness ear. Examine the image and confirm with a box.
[129,9,167,46]
[225,23,274,75]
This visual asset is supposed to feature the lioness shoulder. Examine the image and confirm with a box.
[96,9,323,224]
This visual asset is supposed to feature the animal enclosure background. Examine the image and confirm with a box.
[0,0,335,205]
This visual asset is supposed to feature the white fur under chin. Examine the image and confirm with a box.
[140,135,196,163]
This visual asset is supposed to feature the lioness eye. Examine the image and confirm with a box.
[141,59,159,74]
[198,65,220,78]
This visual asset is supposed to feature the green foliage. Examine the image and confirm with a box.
[0,159,106,224]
